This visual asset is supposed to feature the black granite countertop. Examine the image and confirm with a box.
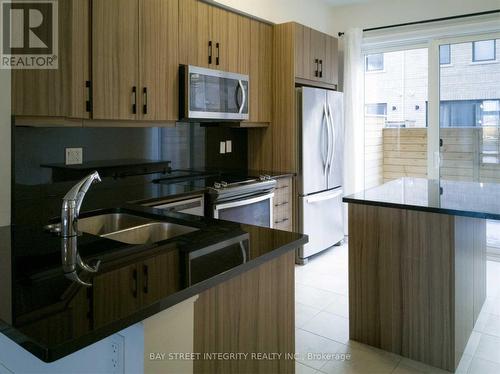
[14,168,295,226]
[0,205,307,362]
[343,177,500,220]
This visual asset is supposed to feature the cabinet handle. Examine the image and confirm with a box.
[208,41,212,65]
[314,59,319,77]
[274,218,289,224]
[132,269,138,298]
[132,86,137,114]
[274,201,289,207]
[319,60,323,78]
[143,87,148,115]
[216,42,220,66]
[143,265,149,294]
[85,80,92,112]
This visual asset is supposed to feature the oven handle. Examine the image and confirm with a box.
[213,192,274,212]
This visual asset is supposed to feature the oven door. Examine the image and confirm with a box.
[213,192,274,228]
[181,65,249,121]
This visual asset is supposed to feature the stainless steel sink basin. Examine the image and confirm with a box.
[76,213,199,244]
[77,213,155,236]
[100,222,199,244]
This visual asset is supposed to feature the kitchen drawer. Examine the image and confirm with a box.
[273,177,293,231]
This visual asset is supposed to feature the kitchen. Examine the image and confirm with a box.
[1,0,500,374]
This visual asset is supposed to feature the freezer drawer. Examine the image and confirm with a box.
[298,188,344,261]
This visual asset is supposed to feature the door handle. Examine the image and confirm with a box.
[237,80,246,114]
[132,268,138,298]
[306,190,343,203]
[143,87,148,115]
[132,86,137,114]
[143,264,149,294]
[208,41,212,64]
[322,103,330,178]
[216,42,220,66]
[85,80,92,112]
[314,59,319,77]
[326,103,336,175]
[319,60,323,78]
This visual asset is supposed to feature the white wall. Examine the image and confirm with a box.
[0,70,10,226]
[329,0,500,36]
[212,0,336,35]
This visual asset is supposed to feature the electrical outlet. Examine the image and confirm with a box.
[219,141,226,154]
[65,147,83,165]
[226,140,232,153]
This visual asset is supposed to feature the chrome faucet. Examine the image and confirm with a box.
[61,171,102,286]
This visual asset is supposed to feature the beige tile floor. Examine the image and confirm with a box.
[295,241,500,374]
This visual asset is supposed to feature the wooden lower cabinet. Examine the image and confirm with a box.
[348,204,487,371]
[193,251,295,374]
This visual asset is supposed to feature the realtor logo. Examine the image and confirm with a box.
[1,0,58,69]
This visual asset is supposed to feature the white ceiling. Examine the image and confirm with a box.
[320,0,376,7]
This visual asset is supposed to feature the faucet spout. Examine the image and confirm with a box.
[61,171,101,286]
[63,171,102,216]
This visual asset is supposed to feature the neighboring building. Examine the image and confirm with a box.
[364,39,500,128]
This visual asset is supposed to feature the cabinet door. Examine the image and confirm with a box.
[324,35,339,86]
[92,0,139,120]
[294,23,312,80]
[141,251,180,307]
[248,21,273,124]
[310,29,326,82]
[139,0,178,121]
[11,0,90,119]
[210,6,229,70]
[179,0,210,68]
[93,264,140,328]
[227,12,250,74]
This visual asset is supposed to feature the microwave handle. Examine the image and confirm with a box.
[238,80,246,114]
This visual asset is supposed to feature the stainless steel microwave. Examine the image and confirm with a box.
[179,65,249,121]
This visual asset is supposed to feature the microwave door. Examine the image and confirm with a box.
[189,73,223,113]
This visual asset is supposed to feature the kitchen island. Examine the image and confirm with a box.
[0,204,306,374]
[342,177,498,372]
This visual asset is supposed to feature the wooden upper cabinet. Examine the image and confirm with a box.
[179,0,252,74]
[92,0,139,120]
[247,20,272,124]
[227,12,250,75]
[179,0,210,68]
[12,0,90,119]
[324,35,339,86]
[293,22,338,87]
[294,23,312,81]
[139,0,179,121]
[93,0,178,122]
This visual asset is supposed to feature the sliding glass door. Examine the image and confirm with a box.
[363,47,429,189]
[430,34,500,259]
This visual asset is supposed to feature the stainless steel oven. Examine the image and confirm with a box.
[179,65,249,121]
[208,178,276,228]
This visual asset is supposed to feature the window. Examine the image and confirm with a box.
[473,40,496,62]
[365,53,384,71]
[439,44,451,65]
[440,99,500,127]
[365,103,387,116]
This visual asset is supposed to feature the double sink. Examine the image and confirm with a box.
[56,213,199,245]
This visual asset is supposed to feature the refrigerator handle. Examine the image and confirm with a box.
[306,189,343,203]
[327,103,336,174]
[323,103,331,179]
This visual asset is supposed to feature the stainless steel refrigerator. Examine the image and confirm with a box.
[296,87,344,264]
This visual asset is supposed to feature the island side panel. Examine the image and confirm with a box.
[193,251,295,374]
[348,204,457,371]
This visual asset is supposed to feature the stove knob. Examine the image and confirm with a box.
[221,181,228,188]
[214,182,221,189]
